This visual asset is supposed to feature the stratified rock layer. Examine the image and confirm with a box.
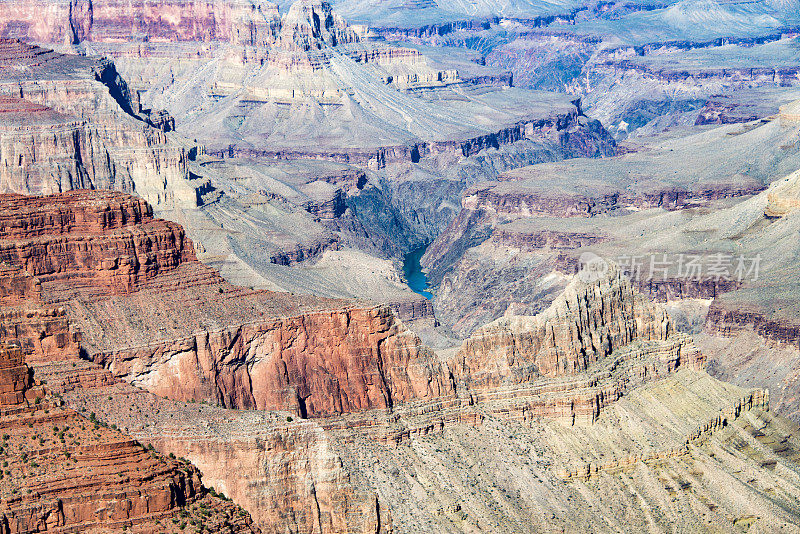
[0,191,196,298]
[4,190,795,534]
[93,305,453,417]
[0,344,261,534]
[0,40,199,209]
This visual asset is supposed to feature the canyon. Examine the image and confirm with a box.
[0,343,260,533]
[1,0,800,532]
[0,189,798,532]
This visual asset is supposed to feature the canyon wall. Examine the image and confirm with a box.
[93,305,454,417]
[2,190,784,533]
[210,106,615,169]
[451,266,703,423]
[0,344,260,533]
[706,303,800,349]
[0,191,196,297]
[454,267,678,386]
[0,191,452,420]
[0,40,199,209]
[0,0,282,45]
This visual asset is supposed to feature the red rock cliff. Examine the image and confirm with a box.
[92,305,454,417]
[0,344,261,533]
[0,191,196,297]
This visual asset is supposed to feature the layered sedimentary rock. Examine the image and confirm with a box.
[92,305,453,417]
[0,191,197,298]
[34,358,394,534]
[450,265,703,423]
[279,0,361,51]
[706,303,800,349]
[5,189,798,533]
[0,96,95,196]
[0,0,282,45]
[0,191,451,420]
[765,167,800,217]
[455,266,681,385]
[0,40,200,208]
[0,344,260,534]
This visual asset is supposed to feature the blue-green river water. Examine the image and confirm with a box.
[402,245,433,299]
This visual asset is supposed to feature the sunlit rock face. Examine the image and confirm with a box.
[0,345,262,534]
[0,39,202,209]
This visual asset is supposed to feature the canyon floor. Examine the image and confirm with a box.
[3,0,800,532]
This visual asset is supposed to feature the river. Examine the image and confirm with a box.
[402,244,433,299]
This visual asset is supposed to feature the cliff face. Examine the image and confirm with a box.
[0,344,260,534]
[4,189,788,533]
[93,305,454,417]
[450,266,703,423]
[0,344,38,405]
[0,40,199,209]
[705,303,800,349]
[35,357,394,534]
[278,0,360,51]
[455,267,686,384]
[0,191,451,420]
[0,0,282,45]
[0,96,99,196]
[0,191,196,298]
[209,104,615,169]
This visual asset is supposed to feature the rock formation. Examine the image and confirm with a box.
[0,189,798,532]
[279,0,361,51]
[0,190,452,419]
[455,266,683,384]
[450,265,703,423]
[0,191,196,298]
[0,344,260,533]
[92,305,453,417]
[765,167,800,218]
[0,40,200,209]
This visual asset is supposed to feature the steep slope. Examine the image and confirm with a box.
[5,189,790,534]
[0,40,201,208]
[0,344,260,534]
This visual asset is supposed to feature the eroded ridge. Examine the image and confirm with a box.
[0,344,260,534]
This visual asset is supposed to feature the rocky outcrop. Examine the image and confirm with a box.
[278,0,360,51]
[633,276,741,303]
[0,191,197,297]
[211,107,616,169]
[602,59,800,88]
[695,95,764,125]
[268,234,341,265]
[452,266,703,422]
[0,40,201,208]
[0,306,79,364]
[705,303,800,349]
[92,305,453,417]
[490,227,607,251]
[463,179,764,220]
[765,168,800,218]
[0,344,260,534]
[0,344,39,405]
